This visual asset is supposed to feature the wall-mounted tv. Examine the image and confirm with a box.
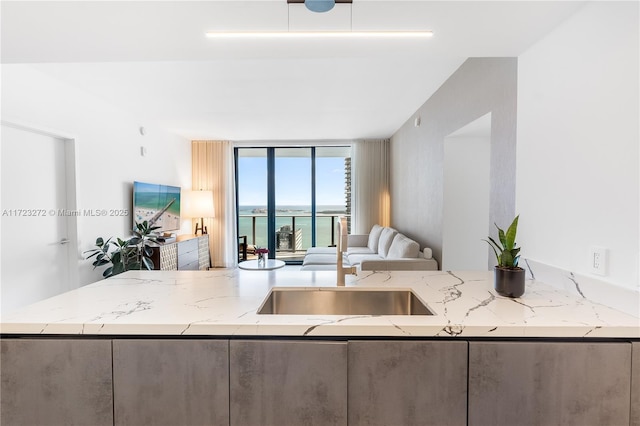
[133,181,181,232]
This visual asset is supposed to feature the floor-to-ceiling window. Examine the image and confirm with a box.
[236,146,351,264]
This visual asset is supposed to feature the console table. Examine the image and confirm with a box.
[149,234,210,271]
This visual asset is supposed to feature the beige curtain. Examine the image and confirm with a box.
[192,141,237,267]
[352,139,391,234]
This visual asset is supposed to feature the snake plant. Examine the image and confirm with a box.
[484,215,521,269]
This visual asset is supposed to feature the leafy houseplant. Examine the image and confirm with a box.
[85,221,161,278]
[484,215,525,298]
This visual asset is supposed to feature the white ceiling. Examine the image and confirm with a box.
[1,1,585,141]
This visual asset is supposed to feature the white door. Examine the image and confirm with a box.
[1,124,74,314]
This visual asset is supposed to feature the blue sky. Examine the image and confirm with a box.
[238,156,345,206]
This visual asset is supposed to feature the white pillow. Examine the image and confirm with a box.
[387,233,420,259]
[378,227,398,258]
[367,224,383,253]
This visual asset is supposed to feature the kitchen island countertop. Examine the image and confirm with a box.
[1,269,638,338]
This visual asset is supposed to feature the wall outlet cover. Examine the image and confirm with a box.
[588,246,607,276]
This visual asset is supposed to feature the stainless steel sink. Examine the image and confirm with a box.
[257,288,434,315]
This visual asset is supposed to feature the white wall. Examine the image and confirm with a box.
[1,64,192,291]
[443,114,491,271]
[517,2,639,289]
[391,58,518,265]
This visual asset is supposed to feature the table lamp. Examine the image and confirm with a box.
[183,190,215,235]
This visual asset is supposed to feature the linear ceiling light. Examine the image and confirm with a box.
[205,31,434,39]
[207,0,433,39]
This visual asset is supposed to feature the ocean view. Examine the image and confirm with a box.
[238,205,346,249]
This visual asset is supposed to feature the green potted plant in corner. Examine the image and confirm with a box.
[484,215,525,298]
[85,221,161,278]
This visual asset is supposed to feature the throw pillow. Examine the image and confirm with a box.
[378,227,398,258]
[387,233,420,259]
[367,224,383,253]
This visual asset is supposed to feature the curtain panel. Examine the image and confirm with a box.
[192,141,237,267]
[352,139,391,234]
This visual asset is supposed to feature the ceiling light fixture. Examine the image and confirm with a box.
[289,0,349,13]
[206,0,433,39]
[205,31,433,39]
[304,0,335,13]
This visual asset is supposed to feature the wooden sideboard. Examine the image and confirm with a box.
[149,234,210,271]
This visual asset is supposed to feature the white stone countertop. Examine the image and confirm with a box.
[1,269,638,338]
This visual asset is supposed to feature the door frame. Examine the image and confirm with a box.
[1,120,79,291]
[235,146,351,264]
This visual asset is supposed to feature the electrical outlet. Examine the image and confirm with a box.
[589,246,607,276]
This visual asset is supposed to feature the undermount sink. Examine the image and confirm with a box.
[257,287,434,316]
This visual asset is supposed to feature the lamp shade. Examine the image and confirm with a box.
[183,190,215,218]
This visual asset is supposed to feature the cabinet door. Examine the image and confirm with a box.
[632,342,640,426]
[468,341,631,426]
[197,234,210,270]
[158,243,178,270]
[113,339,229,426]
[230,340,348,426]
[348,340,468,426]
[177,238,199,270]
[0,339,113,426]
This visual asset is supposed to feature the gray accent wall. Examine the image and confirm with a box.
[390,58,517,266]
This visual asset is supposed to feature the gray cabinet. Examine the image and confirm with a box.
[348,340,468,426]
[0,339,113,426]
[468,341,632,426]
[632,342,640,426]
[112,339,229,426]
[230,340,348,426]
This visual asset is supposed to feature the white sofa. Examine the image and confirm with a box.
[301,224,438,271]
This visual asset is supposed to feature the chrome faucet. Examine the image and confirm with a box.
[336,217,357,286]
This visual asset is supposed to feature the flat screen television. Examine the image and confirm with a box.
[133,181,181,232]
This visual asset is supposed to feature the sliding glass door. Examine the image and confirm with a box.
[236,146,350,264]
[274,148,311,261]
[236,148,268,250]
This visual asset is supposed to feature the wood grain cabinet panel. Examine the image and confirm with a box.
[0,339,113,426]
[112,339,229,426]
[348,340,468,426]
[230,340,348,426]
[468,341,632,426]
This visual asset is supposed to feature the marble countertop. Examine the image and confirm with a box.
[1,269,638,338]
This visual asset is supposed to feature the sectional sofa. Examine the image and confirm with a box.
[301,225,438,271]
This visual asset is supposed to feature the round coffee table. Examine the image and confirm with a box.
[238,259,286,271]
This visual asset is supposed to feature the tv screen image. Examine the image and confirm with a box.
[133,181,181,232]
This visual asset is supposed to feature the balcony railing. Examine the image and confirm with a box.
[238,214,342,255]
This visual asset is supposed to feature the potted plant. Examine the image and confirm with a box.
[85,221,161,278]
[484,215,525,298]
